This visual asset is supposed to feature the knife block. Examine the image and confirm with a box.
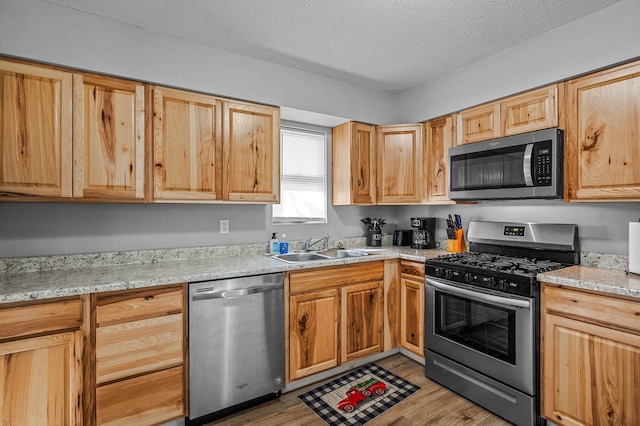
[447,229,466,253]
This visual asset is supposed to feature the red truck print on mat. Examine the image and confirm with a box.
[337,378,387,412]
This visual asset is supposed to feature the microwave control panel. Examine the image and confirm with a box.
[534,141,552,186]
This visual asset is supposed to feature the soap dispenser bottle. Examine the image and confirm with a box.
[269,233,279,254]
[279,233,289,254]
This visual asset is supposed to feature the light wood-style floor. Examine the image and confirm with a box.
[206,354,513,425]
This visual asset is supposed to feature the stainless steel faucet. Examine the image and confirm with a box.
[304,235,329,251]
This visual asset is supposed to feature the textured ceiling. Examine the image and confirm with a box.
[45,0,620,93]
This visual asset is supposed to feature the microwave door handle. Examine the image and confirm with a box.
[425,277,530,309]
[523,143,534,186]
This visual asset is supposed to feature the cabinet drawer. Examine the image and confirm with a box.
[289,261,384,294]
[96,286,183,326]
[96,313,183,384]
[96,366,184,425]
[0,298,82,341]
[543,284,640,333]
[400,260,424,278]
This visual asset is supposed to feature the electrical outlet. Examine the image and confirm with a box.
[220,219,229,234]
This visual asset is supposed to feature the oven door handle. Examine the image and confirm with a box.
[425,277,530,309]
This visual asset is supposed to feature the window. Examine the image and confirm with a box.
[272,126,327,224]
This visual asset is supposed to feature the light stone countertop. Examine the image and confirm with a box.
[0,246,441,304]
[538,265,640,299]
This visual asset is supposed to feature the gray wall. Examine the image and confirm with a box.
[398,0,640,122]
[1,0,639,258]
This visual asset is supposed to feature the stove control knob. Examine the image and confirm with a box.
[482,276,495,287]
[445,270,454,280]
[497,279,507,290]
[464,273,472,283]
[433,267,442,277]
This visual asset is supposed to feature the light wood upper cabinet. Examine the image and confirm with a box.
[0,59,72,198]
[73,73,145,200]
[565,60,640,201]
[222,101,280,202]
[456,102,500,145]
[399,260,424,357]
[332,121,377,205]
[456,84,559,145]
[152,86,222,201]
[376,124,422,204]
[542,284,640,426]
[0,298,83,426]
[341,280,383,363]
[501,85,558,136]
[424,116,455,203]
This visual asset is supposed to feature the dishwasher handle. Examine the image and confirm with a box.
[192,283,282,301]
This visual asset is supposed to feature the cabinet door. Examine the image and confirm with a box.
[501,85,558,136]
[400,262,424,356]
[566,60,640,200]
[289,288,339,380]
[222,101,280,202]
[376,124,422,204]
[0,331,82,425]
[456,103,500,145]
[542,313,640,426]
[332,121,376,205]
[424,116,455,203]
[341,281,383,363]
[73,73,145,199]
[0,59,72,197]
[153,86,222,201]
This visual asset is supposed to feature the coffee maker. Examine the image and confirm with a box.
[410,217,436,249]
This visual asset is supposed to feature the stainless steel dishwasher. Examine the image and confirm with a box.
[188,273,285,424]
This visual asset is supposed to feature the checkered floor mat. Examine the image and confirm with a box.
[298,363,420,425]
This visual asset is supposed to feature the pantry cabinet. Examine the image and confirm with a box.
[0,298,83,425]
[152,86,223,201]
[332,121,377,205]
[424,116,455,203]
[73,73,145,200]
[376,124,422,204]
[456,84,558,145]
[565,59,640,201]
[222,100,280,202]
[0,59,73,198]
[541,284,640,426]
[91,284,186,425]
[399,260,424,356]
[287,262,384,381]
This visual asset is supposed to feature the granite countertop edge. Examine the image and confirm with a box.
[0,247,441,304]
[2,247,637,304]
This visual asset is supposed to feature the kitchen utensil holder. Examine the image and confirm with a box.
[447,229,466,253]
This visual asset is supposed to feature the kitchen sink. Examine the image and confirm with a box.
[271,252,332,263]
[320,249,369,258]
[271,249,372,263]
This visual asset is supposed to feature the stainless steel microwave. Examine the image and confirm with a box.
[448,128,563,201]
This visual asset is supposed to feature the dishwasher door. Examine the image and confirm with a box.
[188,273,285,421]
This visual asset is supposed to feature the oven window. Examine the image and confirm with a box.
[435,292,516,364]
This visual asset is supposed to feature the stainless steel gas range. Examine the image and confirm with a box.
[424,221,579,426]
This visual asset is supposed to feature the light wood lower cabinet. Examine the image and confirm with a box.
[399,261,424,357]
[92,284,186,425]
[542,284,640,426]
[287,262,384,382]
[341,280,383,363]
[0,298,83,425]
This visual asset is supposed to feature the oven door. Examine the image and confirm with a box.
[425,276,535,394]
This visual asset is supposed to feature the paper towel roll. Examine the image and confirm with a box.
[629,222,640,274]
